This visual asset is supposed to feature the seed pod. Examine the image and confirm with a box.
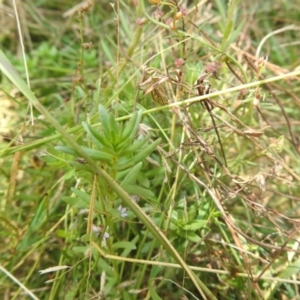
[150,86,169,105]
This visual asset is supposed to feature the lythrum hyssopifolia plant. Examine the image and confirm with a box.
[55,104,161,234]
[53,105,163,291]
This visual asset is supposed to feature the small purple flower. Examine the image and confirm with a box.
[118,205,128,218]
[92,224,109,241]
[91,224,101,237]
[102,231,110,241]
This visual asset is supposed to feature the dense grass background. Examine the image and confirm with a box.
[1,0,300,299]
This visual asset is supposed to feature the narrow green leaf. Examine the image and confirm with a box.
[71,188,91,204]
[150,266,162,279]
[182,220,208,231]
[116,138,161,171]
[149,283,163,300]
[110,127,118,146]
[117,136,150,155]
[187,207,197,221]
[121,110,143,141]
[223,19,246,51]
[120,235,140,258]
[79,147,112,163]
[97,258,116,276]
[55,145,112,163]
[227,0,241,20]
[122,184,154,198]
[137,172,150,188]
[101,40,115,65]
[82,122,106,150]
[98,104,111,140]
[56,230,67,239]
[16,198,47,251]
[72,246,89,254]
[177,210,184,222]
[214,0,226,22]
[185,231,201,243]
[121,162,143,186]
[55,145,78,156]
[119,10,132,40]
[221,20,233,51]
[68,161,94,173]
[114,138,131,154]
[62,196,88,208]
[111,241,136,251]
[109,113,119,137]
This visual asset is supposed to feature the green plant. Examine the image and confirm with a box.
[1,0,300,299]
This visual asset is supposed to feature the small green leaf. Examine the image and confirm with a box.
[109,113,119,139]
[137,172,150,188]
[110,127,118,146]
[182,220,207,231]
[187,208,197,221]
[98,104,111,139]
[82,122,111,149]
[221,20,233,51]
[81,233,95,242]
[118,136,150,155]
[112,241,136,251]
[150,266,162,279]
[68,161,94,173]
[97,258,115,276]
[55,145,77,156]
[101,40,115,65]
[149,282,163,300]
[55,145,113,163]
[114,138,131,154]
[72,246,89,254]
[62,196,89,208]
[177,210,184,222]
[223,19,246,50]
[120,235,140,258]
[71,188,90,203]
[122,184,154,198]
[121,110,143,141]
[121,162,143,186]
[214,0,226,22]
[116,138,161,171]
[185,231,201,243]
[56,230,67,238]
[64,169,76,180]
[81,147,113,163]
